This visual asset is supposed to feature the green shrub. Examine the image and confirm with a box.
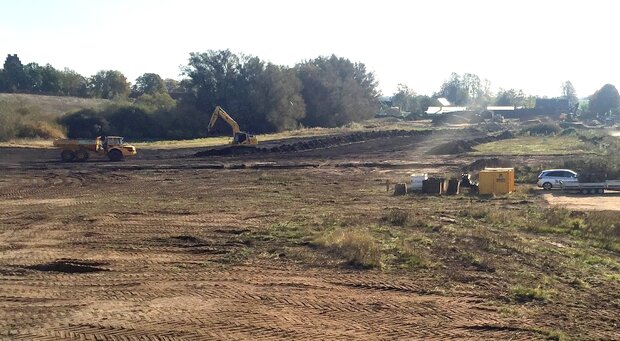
[563,158,620,182]
[515,165,540,184]
[58,109,109,138]
[559,127,576,136]
[520,123,561,136]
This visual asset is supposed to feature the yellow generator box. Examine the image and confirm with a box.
[479,168,515,195]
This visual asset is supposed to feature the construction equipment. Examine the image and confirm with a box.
[53,136,137,162]
[478,168,515,195]
[208,106,258,145]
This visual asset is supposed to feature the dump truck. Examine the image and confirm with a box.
[561,180,620,195]
[53,136,137,162]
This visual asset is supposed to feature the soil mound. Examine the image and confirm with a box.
[464,158,514,172]
[26,259,108,273]
[195,129,432,157]
[428,140,474,155]
[427,130,514,155]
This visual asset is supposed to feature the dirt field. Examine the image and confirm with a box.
[1,130,619,340]
[543,192,620,211]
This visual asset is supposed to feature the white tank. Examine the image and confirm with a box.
[410,173,428,191]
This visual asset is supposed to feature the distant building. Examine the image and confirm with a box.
[425,106,468,115]
[535,98,570,115]
[437,98,451,106]
[486,106,515,111]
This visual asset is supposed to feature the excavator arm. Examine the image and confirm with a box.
[207,105,258,146]
[208,106,240,136]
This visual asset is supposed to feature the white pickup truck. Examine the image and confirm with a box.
[560,180,620,195]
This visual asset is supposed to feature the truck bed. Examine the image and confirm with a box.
[561,180,620,194]
[53,139,101,152]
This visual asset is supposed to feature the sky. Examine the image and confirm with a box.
[1,0,618,98]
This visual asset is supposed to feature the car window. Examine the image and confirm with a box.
[546,171,560,177]
[562,171,575,178]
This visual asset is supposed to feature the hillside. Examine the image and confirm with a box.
[0,93,111,117]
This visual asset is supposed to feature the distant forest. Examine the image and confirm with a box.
[1,51,619,140]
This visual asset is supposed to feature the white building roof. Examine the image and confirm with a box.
[486,106,515,111]
[425,106,468,114]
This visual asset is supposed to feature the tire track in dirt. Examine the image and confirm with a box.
[2,161,615,340]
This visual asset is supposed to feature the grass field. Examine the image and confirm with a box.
[473,135,591,156]
[0,93,111,117]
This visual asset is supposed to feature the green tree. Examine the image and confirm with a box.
[462,73,484,106]
[435,73,469,106]
[183,49,241,112]
[391,84,418,113]
[296,55,379,127]
[135,92,176,111]
[164,78,182,94]
[495,88,527,106]
[0,70,6,92]
[23,63,61,94]
[88,70,130,99]
[589,83,620,117]
[23,62,44,92]
[434,73,488,107]
[3,54,27,92]
[561,81,578,108]
[182,50,306,133]
[58,68,88,97]
[133,73,166,96]
[417,95,441,114]
[250,63,305,132]
[40,64,61,94]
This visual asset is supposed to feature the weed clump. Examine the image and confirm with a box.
[315,228,381,268]
[382,209,409,226]
[511,285,552,302]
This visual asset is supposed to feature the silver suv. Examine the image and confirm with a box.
[537,169,578,190]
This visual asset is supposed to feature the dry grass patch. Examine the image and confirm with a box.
[511,285,553,303]
[315,228,382,268]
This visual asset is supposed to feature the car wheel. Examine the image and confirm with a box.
[542,182,552,190]
[581,188,588,195]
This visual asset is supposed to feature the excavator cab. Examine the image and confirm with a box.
[233,132,257,145]
[208,106,258,146]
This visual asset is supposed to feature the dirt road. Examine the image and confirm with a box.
[543,192,620,211]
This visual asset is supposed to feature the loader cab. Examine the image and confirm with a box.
[104,136,124,147]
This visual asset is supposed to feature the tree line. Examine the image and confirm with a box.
[2,52,620,140]
[0,51,380,139]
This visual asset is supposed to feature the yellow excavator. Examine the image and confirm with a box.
[208,106,258,145]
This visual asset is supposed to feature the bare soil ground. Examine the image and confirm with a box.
[543,191,620,211]
[1,129,618,340]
